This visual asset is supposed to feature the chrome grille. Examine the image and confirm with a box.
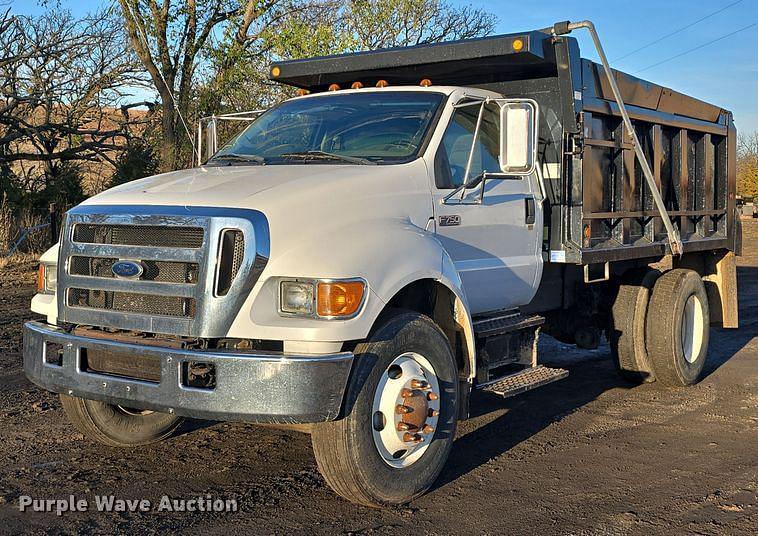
[73,224,204,248]
[58,206,270,337]
[68,288,196,318]
[70,256,199,284]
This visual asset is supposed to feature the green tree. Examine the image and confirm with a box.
[116,0,297,171]
[197,0,497,137]
[111,139,161,187]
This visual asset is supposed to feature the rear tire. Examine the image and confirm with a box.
[60,395,183,447]
[645,269,710,387]
[311,310,459,507]
[609,268,660,383]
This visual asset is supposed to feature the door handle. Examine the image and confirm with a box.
[525,197,536,225]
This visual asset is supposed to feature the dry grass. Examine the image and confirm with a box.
[0,253,38,269]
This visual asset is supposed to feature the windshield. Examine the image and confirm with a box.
[210,91,445,166]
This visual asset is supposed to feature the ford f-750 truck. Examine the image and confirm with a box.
[23,21,740,507]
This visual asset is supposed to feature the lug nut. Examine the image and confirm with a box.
[422,424,434,434]
[396,404,412,415]
[427,392,439,401]
[400,388,414,398]
[403,432,423,443]
[397,422,410,431]
[428,409,439,418]
[411,379,430,390]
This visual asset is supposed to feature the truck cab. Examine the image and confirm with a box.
[24,23,739,507]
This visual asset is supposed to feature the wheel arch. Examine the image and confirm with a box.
[377,276,476,383]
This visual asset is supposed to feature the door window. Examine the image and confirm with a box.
[435,102,500,189]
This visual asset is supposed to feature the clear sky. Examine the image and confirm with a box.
[12,0,758,133]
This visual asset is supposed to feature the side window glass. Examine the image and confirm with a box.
[435,103,500,189]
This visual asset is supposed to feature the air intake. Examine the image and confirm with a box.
[215,229,245,296]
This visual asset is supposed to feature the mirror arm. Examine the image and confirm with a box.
[460,101,487,201]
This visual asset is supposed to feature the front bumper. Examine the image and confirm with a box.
[23,321,353,423]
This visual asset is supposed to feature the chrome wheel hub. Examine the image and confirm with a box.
[371,352,441,468]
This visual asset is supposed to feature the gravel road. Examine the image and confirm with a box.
[0,223,755,535]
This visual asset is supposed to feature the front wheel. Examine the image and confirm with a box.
[60,394,183,447]
[311,310,459,507]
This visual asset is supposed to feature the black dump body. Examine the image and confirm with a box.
[270,30,737,265]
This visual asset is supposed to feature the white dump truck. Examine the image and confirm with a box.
[24,22,740,506]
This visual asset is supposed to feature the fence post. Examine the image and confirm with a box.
[49,203,58,246]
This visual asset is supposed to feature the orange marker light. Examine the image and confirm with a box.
[512,39,524,52]
[328,83,341,92]
[37,264,46,293]
[351,81,364,89]
[420,79,432,87]
[317,281,365,317]
[271,66,281,77]
[296,89,310,96]
[376,80,389,88]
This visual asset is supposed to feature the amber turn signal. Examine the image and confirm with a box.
[37,264,46,294]
[512,38,524,52]
[317,281,365,317]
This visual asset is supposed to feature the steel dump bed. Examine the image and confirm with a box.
[271,29,738,264]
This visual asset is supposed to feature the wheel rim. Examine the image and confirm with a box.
[116,405,155,416]
[371,352,441,468]
[681,293,705,364]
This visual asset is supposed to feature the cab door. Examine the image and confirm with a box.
[431,100,543,314]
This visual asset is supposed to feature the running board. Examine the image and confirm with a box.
[478,365,568,398]
[473,312,544,339]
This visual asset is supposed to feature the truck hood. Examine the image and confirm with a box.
[80,161,433,253]
[82,164,360,208]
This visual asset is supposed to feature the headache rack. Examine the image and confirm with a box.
[269,21,738,265]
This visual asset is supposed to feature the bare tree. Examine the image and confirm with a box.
[737,132,758,198]
[0,9,148,167]
[115,0,290,170]
[0,8,150,206]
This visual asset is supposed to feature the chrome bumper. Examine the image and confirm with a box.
[23,321,353,423]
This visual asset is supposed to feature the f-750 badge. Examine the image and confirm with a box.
[439,215,461,227]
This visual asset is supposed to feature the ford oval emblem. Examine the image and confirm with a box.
[112,260,144,279]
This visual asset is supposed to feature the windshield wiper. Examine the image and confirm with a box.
[209,153,265,165]
[279,151,376,165]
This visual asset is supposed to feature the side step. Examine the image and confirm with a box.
[473,312,544,338]
[478,365,568,398]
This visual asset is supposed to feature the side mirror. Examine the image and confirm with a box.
[499,100,538,175]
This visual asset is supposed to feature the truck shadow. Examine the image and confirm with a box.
[434,348,626,490]
[435,264,756,491]
[701,265,757,381]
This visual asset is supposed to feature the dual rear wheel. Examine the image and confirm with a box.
[610,268,710,386]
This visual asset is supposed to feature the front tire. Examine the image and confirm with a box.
[646,269,710,386]
[311,310,459,507]
[60,395,183,447]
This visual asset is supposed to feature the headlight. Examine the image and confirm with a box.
[37,263,57,295]
[280,281,315,316]
[279,278,366,319]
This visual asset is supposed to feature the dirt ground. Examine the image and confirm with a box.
[0,224,756,535]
